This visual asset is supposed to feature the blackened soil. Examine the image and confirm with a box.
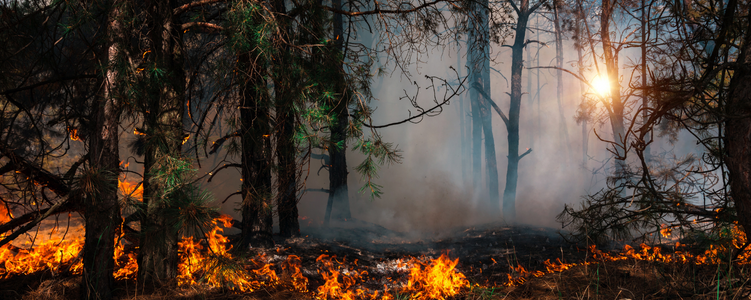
[263,219,587,287]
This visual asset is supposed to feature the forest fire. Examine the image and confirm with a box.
[0,237,83,278]
[1,212,751,298]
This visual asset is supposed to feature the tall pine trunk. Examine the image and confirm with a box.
[238,36,274,248]
[640,0,650,158]
[575,8,588,167]
[503,0,533,223]
[324,0,351,224]
[137,0,185,285]
[468,0,499,214]
[273,0,300,237]
[601,0,627,177]
[81,3,122,297]
[553,0,571,158]
[724,16,751,236]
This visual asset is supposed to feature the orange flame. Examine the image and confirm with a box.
[402,254,469,299]
[68,128,80,141]
[118,178,142,201]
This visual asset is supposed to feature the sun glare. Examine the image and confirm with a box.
[592,76,610,96]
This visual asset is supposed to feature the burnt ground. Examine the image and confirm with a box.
[265,219,588,288]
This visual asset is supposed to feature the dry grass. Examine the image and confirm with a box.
[498,259,751,300]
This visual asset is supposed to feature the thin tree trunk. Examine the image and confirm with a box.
[458,54,468,183]
[468,0,497,213]
[527,32,534,150]
[641,0,650,159]
[503,0,533,223]
[575,9,588,167]
[553,0,571,158]
[325,0,351,223]
[600,0,627,176]
[473,0,499,214]
[468,31,483,192]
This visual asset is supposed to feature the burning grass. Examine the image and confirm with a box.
[2,218,751,299]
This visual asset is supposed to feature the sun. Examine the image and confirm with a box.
[592,76,611,96]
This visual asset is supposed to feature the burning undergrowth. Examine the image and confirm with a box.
[1,217,751,299]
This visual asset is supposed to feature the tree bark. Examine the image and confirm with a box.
[81,4,121,296]
[724,18,751,235]
[640,0,651,159]
[468,0,499,214]
[468,6,483,192]
[137,0,185,285]
[273,0,300,238]
[601,0,627,176]
[575,7,588,167]
[503,0,533,223]
[553,0,571,158]
[325,0,352,224]
[238,48,274,248]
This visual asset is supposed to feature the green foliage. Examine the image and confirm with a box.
[226,1,273,54]
[142,155,217,237]
[353,137,402,200]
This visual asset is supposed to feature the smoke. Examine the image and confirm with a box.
[291,37,613,237]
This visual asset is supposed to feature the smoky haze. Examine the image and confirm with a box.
[203,13,705,240]
[295,31,606,236]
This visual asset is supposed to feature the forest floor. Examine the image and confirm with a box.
[1,220,750,299]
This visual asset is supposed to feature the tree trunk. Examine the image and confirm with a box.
[600,0,627,176]
[238,47,274,249]
[325,0,351,224]
[553,0,571,158]
[724,19,751,235]
[575,9,588,167]
[137,0,185,285]
[81,4,122,297]
[503,0,532,223]
[468,6,483,192]
[469,0,498,213]
[277,106,299,237]
[273,0,300,237]
[640,0,651,159]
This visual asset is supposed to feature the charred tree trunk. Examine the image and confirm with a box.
[640,0,651,159]
[137,0,185,285]
[325,0,351,224]
[503,0,536,223]
[468,0,499,214]
[724,19,751,235]
[277,108,299,237]
[82,4,122,297]
[273,0,299,238]
[238,48,274,248]
[468,14,483,192]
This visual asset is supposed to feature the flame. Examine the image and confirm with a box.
[68,128,80,141]
[0,205,10,224]
[402,254,469,299]
[0,238,83,278]
[118,178,142,201]
[660,224,672,238]
[1,215,749,298]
